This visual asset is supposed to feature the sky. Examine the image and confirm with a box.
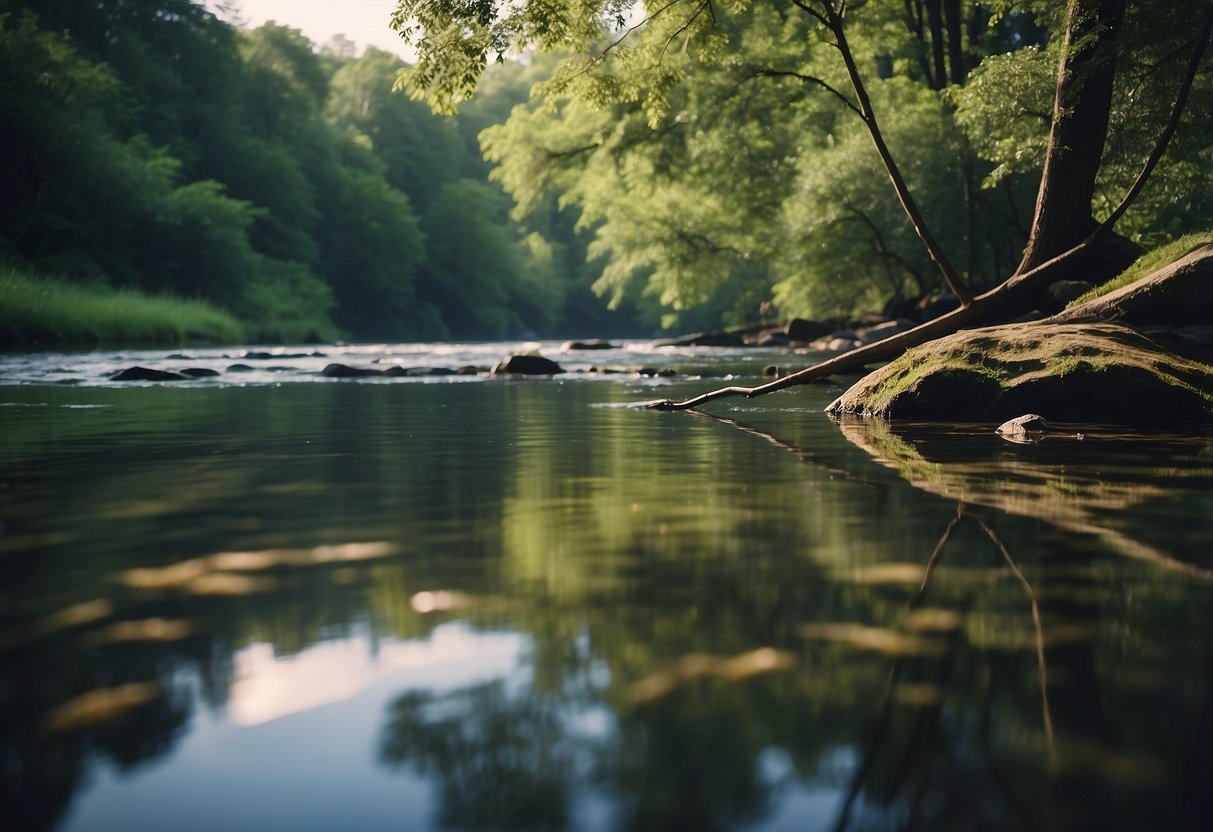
[204,0,413,59]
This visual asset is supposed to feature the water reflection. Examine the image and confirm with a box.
[0,382,1211,831]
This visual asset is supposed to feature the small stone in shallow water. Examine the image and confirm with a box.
[996,413,1050,443]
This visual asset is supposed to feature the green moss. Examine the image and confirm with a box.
[1069,230,1213,307]
[832,321,1213,425]
[0,264,246,347]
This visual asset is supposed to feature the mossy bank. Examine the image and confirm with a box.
[827,243,1213,430]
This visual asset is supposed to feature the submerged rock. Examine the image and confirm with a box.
[827,322,1213,428]
[110,367,186,381]
[180,368,220,378]
[491,354,565,375]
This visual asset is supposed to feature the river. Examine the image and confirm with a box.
[2,341,1211,831]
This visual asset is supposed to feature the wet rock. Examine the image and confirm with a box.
[786,318,834,342]
[110,367,186,381]
[756,331,790,347]
[561,339,617,351]
[637,367,676,378]
[810,334,862,352]
[996,413,1050,443]
[378,366,455,377]
[180,368,220,377]
[455,365,487,375]
[226,364,255,372]
[763,365,781,378]
[491,355,565,375]
[321,363,382,378]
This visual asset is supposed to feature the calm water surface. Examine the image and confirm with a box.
[1,342,1211,831]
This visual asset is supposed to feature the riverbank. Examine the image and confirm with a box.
[0,265,247,348]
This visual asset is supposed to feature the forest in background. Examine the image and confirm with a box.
[0,0,640,343]
[2,1,1210,345]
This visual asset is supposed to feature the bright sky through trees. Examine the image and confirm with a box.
[205,0,412,58]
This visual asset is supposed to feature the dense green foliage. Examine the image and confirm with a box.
[0,1,636,344]
[3,1,1207,344]
[394,0,1213,326]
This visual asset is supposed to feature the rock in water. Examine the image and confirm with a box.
[491,355,565,375]
[996,414,1050,443]
[321,363,382,378]
[561,339,617,351]
[110,367,186,381]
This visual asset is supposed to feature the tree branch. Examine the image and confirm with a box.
[749,68,863,117]
[823,2,974,304]
[1098,9,1211,230]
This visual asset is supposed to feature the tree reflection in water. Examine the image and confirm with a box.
[373,413,1213,831]
[4,384,1212,831]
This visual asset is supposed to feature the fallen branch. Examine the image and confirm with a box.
[645,236,1096,410]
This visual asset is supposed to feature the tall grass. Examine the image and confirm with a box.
[0,264,245,348]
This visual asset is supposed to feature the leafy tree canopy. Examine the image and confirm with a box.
[393,0,1212,325]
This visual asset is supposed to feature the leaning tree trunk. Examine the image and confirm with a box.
[1015,0,1128,276]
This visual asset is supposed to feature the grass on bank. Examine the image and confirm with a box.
[1,264,246,348]
[1070,230,1213,307]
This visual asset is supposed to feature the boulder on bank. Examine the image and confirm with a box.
[826,322,1213,428]
[491,354,565,375]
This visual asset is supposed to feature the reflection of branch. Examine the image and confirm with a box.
[918,503,963,595]
[830,503,966,832]
[979,519,1056,751]
[687,410,888,490]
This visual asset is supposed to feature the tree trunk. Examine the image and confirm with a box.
[943,0,966,84]
[1015,0,1127,275]
[923,0,948,90]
